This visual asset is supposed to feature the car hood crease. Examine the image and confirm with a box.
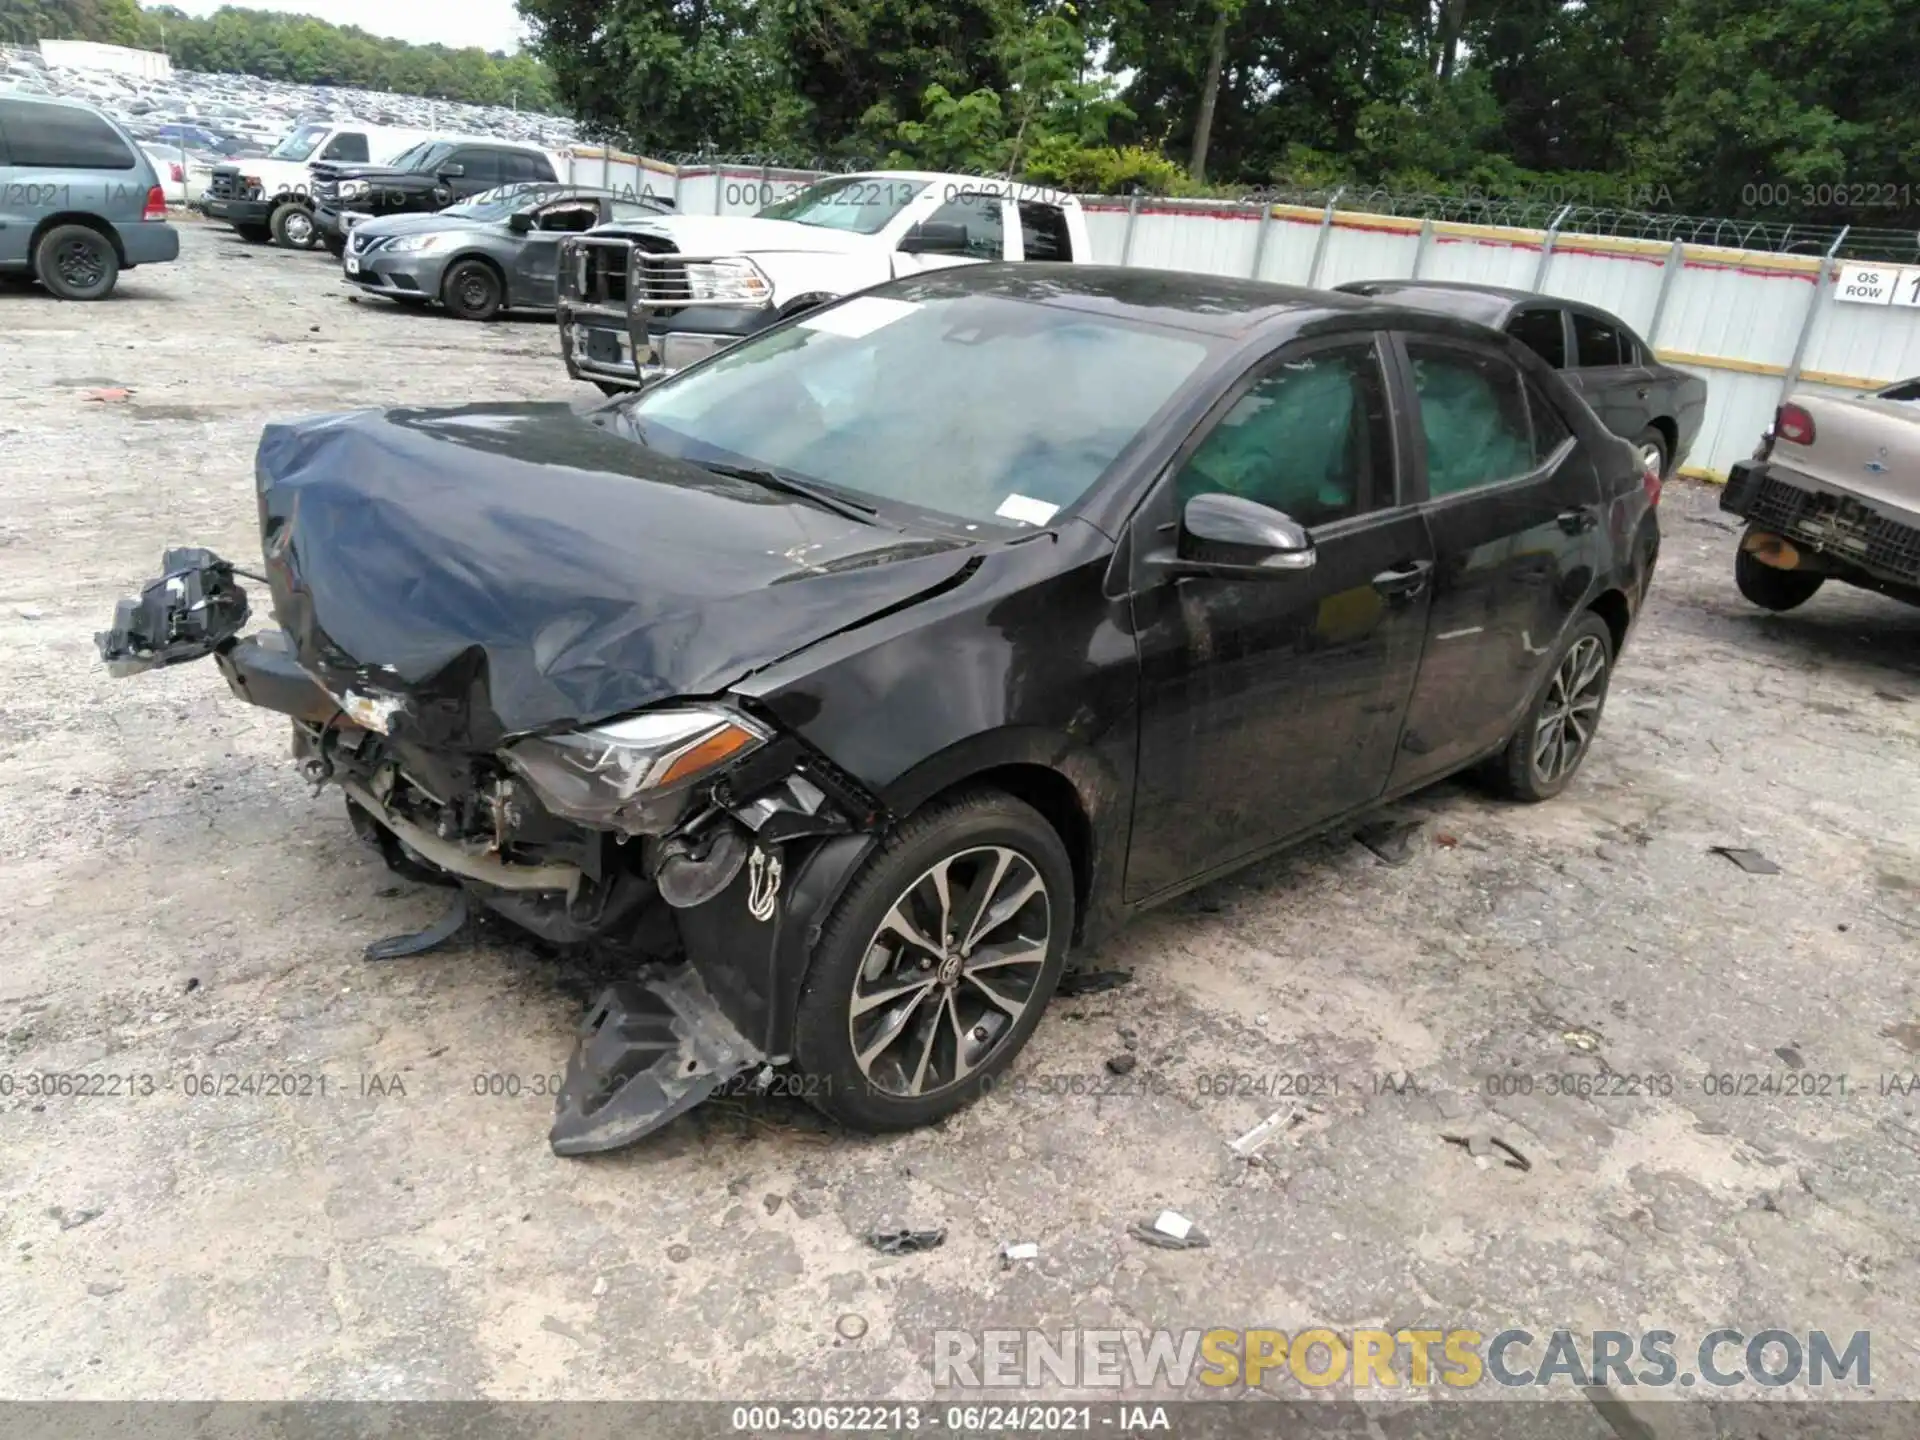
[255,404,974,746]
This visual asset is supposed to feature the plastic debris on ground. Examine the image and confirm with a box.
[1056,968,1133,997]
[867,1227,946,1256]
[1441,1132,1532,1172]
[1001,1242,1039,1267]
[1130,1209,1209,1250]
[1709,846,1781,875]
[1354,817,1423,866]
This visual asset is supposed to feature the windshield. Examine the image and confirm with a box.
[625,287,1214,528]
[385,140,433,169]
[268,124,327,161]
[756,175,927,234]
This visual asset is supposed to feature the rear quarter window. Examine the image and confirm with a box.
[0,99,134,169]
[1018,201,1073,261]
[1571,312,1627,368]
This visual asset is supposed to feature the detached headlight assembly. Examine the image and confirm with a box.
[681,256,773,304]
[502,706,769,833]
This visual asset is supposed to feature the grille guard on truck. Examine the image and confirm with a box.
[556,234,772,390]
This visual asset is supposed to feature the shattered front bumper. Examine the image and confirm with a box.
[97,549,883,1155]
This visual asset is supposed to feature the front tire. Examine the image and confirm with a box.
[1489,611,1614,802]
[33,224,119,300]
[790,790,1074,1132]
[233,222,273,243]
[441,258,503,321]
[269,201,318,250]
[1735,548,1824,612]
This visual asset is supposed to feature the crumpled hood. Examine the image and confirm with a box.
[255,403,974,747]
[614,214,876,256]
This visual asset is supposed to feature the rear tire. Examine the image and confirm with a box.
[1488,611,1614,803]
[1735,547,1824,612]
[322,233,346,259]
[441,258,503,321]
[790,790,1074,1133]
[33,224,119,300]
[269,201,318,250]
[1634,425,1670,480]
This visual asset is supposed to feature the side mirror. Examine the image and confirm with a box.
[898,220,969,255]
[1154,492,1315,579]
[438,163,465,179]
[508,211,533,234]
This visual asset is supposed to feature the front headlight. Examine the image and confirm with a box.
[502,705,769,833]
[337,179,369,201]
[385,232,451,254]
[681,256,773,304]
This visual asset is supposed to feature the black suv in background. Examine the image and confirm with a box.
[309,140,558,256]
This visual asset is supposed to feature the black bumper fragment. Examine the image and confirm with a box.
[96,548,249,677]
[550,965,766,1155]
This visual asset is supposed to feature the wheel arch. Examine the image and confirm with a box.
[1646,416,1678,469]
[29,212,126,266]
[877,727,1121,946]
[1587,586,1631,658]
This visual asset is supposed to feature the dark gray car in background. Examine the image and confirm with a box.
[343,183,672,320]
[0,94,179,299]
[1338,280,1708,479]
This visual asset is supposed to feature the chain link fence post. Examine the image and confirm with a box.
[1782,226,1851,399]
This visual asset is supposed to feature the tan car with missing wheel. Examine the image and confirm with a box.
[1721,378,1920,612]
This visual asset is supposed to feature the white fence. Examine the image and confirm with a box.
[559,149,1920,481]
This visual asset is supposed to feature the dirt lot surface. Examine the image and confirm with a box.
[2,221,1918,1413]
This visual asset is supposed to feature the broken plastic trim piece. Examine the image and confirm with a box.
[550,965,766,1156]
[96,548,249,677]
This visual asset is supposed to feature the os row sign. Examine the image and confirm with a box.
[1834,262,1920,307]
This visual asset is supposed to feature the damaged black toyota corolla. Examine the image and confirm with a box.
[98,264,1659,1155]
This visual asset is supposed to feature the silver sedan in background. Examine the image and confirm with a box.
[342,183,673,321]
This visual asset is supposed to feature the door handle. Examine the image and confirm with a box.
[1635,387,1651,400]
[1557,507,1599,534]
[1371,559,1433,599]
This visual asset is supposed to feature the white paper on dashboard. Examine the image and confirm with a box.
[995,494,1061,526]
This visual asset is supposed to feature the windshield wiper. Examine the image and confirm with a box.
[698,460,880,525]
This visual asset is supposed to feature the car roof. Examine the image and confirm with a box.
[1334,279,1540,324]
[900,263,1392,339]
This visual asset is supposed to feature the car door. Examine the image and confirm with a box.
[442,147,502,201]
[1125,334,1435,900]
[1563,308,1650,441]
[510,193,600,305]
[0,100,23,267]
[893,188,1011,276]
[1387,336,1604,789]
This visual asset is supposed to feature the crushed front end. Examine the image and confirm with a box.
[98,546,886,1156]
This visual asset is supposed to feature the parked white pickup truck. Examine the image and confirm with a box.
[556,170,1093,391]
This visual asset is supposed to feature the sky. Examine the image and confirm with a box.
[150,0,529,55]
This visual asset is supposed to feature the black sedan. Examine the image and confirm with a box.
[98,265,1660,1154]
[1337,279,1708,481]
[344,185,674,320]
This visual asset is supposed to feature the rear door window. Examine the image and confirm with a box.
[320,131,369,163]
[1571,312,1627,368]
[1,100,134,169]
[515,150,557,182]
[1405,340,1539,497]
[1018,201,1073,261]
[1506,308,1567,368]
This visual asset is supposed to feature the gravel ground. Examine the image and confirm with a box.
[1,221,1918,1413]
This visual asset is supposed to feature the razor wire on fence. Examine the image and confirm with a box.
[577,145,1920,264]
